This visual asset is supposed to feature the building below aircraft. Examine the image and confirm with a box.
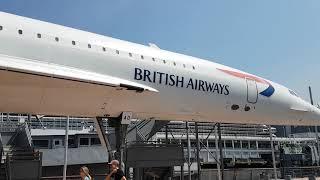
[1,114,319,179]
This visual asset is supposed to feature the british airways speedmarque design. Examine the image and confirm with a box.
[217,68,275,97]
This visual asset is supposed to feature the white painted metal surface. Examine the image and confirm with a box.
[0,12,318,125]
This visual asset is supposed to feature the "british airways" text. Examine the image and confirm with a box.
[134,68,230,95]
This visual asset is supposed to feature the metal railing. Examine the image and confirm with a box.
[196,167,320,180]
[41,174,108,180]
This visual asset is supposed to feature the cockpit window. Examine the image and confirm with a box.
[289,89,299,97]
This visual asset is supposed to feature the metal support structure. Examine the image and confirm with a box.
[309,86,320,165]
[186,122,191,180]
[215,125,221,180]
[165,124,169,144]
[27,114,31,124]
[120,123,128,170]
[218,123,224,180]
[195,122,201,180]
[94,117,113,161]
[109,114,129,170]
[269,125,277,180]
[180,165,184,180]
[63,116,69,180]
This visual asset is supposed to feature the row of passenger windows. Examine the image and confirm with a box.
[0,26,196,70]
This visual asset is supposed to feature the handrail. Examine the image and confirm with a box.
[41,174,108,180]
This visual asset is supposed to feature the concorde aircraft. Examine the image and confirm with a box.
[0,11,319,126]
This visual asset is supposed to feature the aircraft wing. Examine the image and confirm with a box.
[0,55,158,93]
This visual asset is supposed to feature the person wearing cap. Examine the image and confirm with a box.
[105,160,126,180]
[80,166,92,180]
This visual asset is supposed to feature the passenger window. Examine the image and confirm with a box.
[37,33,41,38]
[79,138,89,146]
[55,37,59,42]
[183,64,186,68]
[141,55,144,59]
[116,50,119,54]
[88,44,91,48]
[152,57,155,61]
[163,60,166,64]
[192,66,195,70]
[72,41,76,45]
[173,62,176,66]
[0,26,3,30]
[18,29,23,35]
[129,53,132,57]
[102,47,106,51]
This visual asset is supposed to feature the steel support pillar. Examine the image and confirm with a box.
[269,125,277,180]
[186,122,191,180]
[195,122,201,180]
[109,117,129,168]
[165,124,169,144]
[181,165,184,180]
[215,125,222,180]
[63,116,69,180]
[218,123,224,180]
[94,117,113,161]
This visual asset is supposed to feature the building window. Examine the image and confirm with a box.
[91,138,101,145]
[68,138,75,147]
[72,41,76,45]
[88,44,91,48]
[258,141,271,149]
[116,50,119,54]
[80,138,89,146]
[18,29,23,35]
[33,140,49,148]
[234,140,241,148]
[54,140,59,145]
[242,141,249,149]
[129,53,132,57]
[53,139,63,147]
[55,37,59,42]
[225,140,233,148]
[208,142,215,148]
[102,47,106,51]
[250,141,257,149]
[191,141,197,147]
[0,26,3,30]
[37,33,41,38]
[141,55,144,59]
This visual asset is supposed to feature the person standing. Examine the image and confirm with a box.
[105,160,126,180]
[80,166,92,180]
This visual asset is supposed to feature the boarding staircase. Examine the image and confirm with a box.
[126,119,169,142]
[0,121,41,180]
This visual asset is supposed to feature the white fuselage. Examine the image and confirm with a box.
[0,12,319,125]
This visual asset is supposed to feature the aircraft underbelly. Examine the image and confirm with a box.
[0,69,207,120]
[0,70,148,116]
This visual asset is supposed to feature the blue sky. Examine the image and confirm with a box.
[0,1,319,103]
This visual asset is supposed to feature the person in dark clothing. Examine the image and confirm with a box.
[105,160,126,180]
